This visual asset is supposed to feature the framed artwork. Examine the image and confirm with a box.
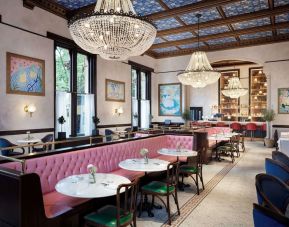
[278,88,289,114]
[105,79,125,102]
[158,83,182,116]
[6,52,45,96]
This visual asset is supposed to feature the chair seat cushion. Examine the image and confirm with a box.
[85,205,132,227]
[111,169,144,181]
[43,191,90,218]
[180,165,197,174]
[142,181,175,194]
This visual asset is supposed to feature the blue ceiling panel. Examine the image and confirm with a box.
[276,13,289,23]
[180,8,221,25]
[274,0,289,7]
[153,37,165,44]
[199,26,230,36]
[207,37,236,45]
[133,0,164,16]
[178,42,205,49]
[240,31,272,40]
[223,0,268,17]
[154,18,181,31]
[277,28,289,35]
[163,32,194,41]
[162,0,201,8]
[154,46,179,53]
[55,0,96,10]
[233,18,271,30]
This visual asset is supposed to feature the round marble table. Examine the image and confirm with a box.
[119,158,169,172]
[55,173,130,198]
[157,148,198,159]
[17,138,41,153]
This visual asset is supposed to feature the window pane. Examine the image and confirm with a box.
[77,53,89,94]
[56,47,71,92]
[56,91,71,137]
[140,100,150,129]
[76,94,95,136]
[132,69,137,99]
[141,72,147,100]
[132,99,139,127]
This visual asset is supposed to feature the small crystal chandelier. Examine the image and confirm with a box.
[222,76,248,98]
[178,14,220,88]
[68,0,157,61]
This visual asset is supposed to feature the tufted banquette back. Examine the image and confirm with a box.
[1,135,193,194]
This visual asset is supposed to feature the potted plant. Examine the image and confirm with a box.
[58,115,66,140]
[262,109,276,148]
[182,109,191,127]
[92,116,100,136]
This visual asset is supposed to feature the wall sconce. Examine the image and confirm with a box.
[24,104,36,117]
[115,107,124,116]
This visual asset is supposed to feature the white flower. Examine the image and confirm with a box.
[87,164,97,174]
[140,148,149,156]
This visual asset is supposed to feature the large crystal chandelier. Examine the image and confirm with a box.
[68,0,157,61]
[178,14,220,88]
[222,76,248,98]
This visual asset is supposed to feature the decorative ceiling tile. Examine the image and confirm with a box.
[277,28,289,35]
[154,46,179,53]
[163,32,194,41]
[274,0,289,7]
[180,8,221,25]
[276,13,289,23]
[178,42,205,49]
[162,0,201,8]
[153,37,165,44]
[207,37,236,45]
[233,18,271,30]
[154,18,181,31]
[133,0,164,16]
[55,0,96,10]
[199,26,230,36]
[239,31,272,40]
[223,0,268,17]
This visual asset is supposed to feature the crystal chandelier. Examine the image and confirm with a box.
[222,76,248,98]
[68,0,157,61]
[178,14,220,88]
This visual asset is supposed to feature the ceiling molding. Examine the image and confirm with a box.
[151,22,289,49]
[152,34,289,58]
[211,60,257,68]
[157,5,289,37]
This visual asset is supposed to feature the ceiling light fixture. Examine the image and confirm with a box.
[68,0,157,61]
[177,14,220,88]
[221,76,248,99]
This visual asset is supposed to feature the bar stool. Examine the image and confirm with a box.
[230,122,242,132]
[246,123,257,141]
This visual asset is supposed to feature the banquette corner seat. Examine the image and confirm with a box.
[0,135,193,227]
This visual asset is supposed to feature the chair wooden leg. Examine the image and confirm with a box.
[200,171,205,190]
[151,195,155,210]
[133,212,137,227]
[138,192,143,217]
[167,194,171,225]
[196,173,199,195]
[174,190,180,215]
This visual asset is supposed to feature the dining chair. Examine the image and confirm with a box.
[84,178,139,227]
[179,147,205,195]
[272,151,289,168]
[265,158,289,185]
[230,122,242,132]
[253,203,289,227]
[246,123,257,141]
[139,161,180,225]
[255,173,289,216]
[32,134,54,152]
[0,138,25,156]
[216,135,239,163]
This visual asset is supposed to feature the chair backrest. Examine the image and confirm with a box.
[261,123,267,131]
[273,151,289,168]
[187,146,205,168]
[164,120,171,125]
[246,123,257,131]
[230,122,241,131]
[166,161,179,187]
[255,173,289,215]
[265,158,289,185]
[41,134,54,150]
[0,138,14,155]
[231,134,241,145]
[253,203,289,227]
[105,129,114,142]
[116,178,139,227]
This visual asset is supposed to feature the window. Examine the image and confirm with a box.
[131,66,151,129]
[55,45,96,138]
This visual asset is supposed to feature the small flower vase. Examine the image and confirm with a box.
[89,173,96,184]
[144,155,148,164]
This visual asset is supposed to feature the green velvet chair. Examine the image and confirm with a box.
[179,148,205,195]
[84,179,139,227]
[217,135,240,163]
[139,161,180,225]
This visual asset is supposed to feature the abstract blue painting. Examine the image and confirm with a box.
[159,83,182,116]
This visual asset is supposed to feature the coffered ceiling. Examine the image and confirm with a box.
[23,0,289,59]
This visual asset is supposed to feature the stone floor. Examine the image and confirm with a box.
[137,141,272,227]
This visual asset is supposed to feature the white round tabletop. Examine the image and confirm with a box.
[55,173,130,198]
[208,135,230,141]
[158,148,198,157]
[119,158,169,172]
[17,138,41,144]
